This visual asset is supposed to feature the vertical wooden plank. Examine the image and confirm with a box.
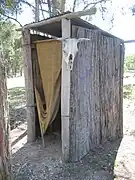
[99,36,123,142]
[99,35,106,142]
[22,29,36,142]
[111,38,120,139]
[118,43,124,137]
[70,26,100,161]
[61,18,71,162]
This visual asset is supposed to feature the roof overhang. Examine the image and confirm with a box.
[18,10,124,42]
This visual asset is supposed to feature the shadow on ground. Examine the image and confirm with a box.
[12,135,122,180]
[8,87,26,129]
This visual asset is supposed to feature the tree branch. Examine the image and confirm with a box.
[0,13,22,27]
[21,0,49,14]
[39,0,45,19]
[72,0,77,12]
[47,0,52,17]
[83,0,109,10]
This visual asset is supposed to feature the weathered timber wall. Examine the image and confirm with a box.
[70,25,124,162]
[22,30,36,142]
[99,35,124,142]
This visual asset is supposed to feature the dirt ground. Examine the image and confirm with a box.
[9,76,135,180]
[10,100,135,180]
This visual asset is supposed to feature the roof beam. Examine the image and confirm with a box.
[17,7,97,31]
[124,40,135,43]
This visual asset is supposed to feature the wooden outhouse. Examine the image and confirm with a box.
[21,12,125,162]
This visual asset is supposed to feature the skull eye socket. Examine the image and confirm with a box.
[63,49,67,55]
[77,41,80,49]
[69,54,73,60]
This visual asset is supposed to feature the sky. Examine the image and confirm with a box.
[17,0,135,56]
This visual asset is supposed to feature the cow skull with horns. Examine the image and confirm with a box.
[55,37,91,71]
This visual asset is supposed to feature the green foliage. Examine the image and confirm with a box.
[0,0,22,17]
[123,84,135,99]
[0,20,22,77]
[124,55,135,71]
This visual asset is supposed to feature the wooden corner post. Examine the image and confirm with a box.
[61,18,71,162]
[22,29,36,142]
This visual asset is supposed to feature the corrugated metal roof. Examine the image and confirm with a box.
[23,11,123,41]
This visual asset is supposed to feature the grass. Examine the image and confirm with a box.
[8,84,135,130]
[8,87,26,108]
[8,87,26,130]
[123,84,135,100]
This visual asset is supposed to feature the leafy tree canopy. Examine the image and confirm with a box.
[0,20,22,77]
[125,55,135,71]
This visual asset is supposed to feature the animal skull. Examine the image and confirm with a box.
[57,38,90,71]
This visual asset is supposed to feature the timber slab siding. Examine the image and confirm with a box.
[70,25,124,162]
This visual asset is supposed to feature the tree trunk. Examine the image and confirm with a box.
[35,0,40,22]
[0,61,10,180]
[52,0,66,16]
[20,67,23,76]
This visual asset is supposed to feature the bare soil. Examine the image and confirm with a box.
[9,76,135,180]
[10,98,135,180]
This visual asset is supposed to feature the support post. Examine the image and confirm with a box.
[22,29,36,142]
[61,18,71,162]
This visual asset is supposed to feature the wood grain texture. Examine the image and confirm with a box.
[22,29,36,142]
[118,43,125,137]
[70,26,101,161]
[99,37,123,142]
[0,63,10,180]
[61,18,71,162]
[70,25,124,162]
